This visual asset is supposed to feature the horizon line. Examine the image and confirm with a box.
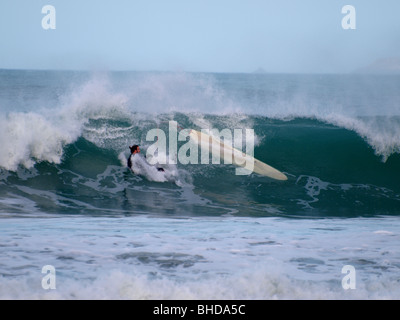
[2,67,395,76]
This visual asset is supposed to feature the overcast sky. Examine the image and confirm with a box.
[1,0,399,73]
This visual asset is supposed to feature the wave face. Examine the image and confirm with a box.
[0,70,399,218]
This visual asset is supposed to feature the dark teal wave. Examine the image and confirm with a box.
[1,116,399,218]
[252,117,400,190]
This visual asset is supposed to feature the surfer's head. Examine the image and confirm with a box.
[129,145,140,154]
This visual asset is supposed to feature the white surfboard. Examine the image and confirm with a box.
[189,129,287,181]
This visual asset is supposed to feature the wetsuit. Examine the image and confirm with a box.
[127,154,133,169]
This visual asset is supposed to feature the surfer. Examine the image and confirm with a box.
[127,145,164,172]
[127,144,140,169]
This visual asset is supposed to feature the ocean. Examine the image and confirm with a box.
[0,69,399,299]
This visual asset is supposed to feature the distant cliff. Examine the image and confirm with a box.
[355,57,400,74]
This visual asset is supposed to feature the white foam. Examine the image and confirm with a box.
[128,153,168,182]
[3,267,390,300]
[122,152,192,187]
[0,74,130,171]
[0,112,79,171]
[1,216,399,300]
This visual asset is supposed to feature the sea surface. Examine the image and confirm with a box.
[0,70,399,299]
